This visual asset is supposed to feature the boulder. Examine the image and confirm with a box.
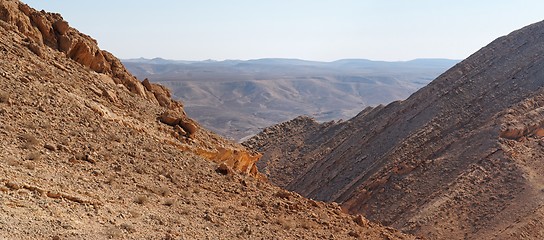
[25,41,42,57]
[57,35,71,53]
[353,215,369,227]
[174,125,187,137]
[215,162,234,175]
[499,127,525,140]
[52,19,68,35]
[142,78,173,108]
[159,110,181,126]
[179,119,198,137]
[101,89,118,103]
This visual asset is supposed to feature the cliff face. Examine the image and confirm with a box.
[0,0,150,101]
[0,0,262,177]
[247,20,544,239]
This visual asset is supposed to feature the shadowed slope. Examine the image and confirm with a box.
[246,20,544,239]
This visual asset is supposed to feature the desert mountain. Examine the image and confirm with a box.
[123,58,457,141]
[245,20,544,239]
[0,0,413,239]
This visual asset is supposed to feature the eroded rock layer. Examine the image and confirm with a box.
[247,20,544,239]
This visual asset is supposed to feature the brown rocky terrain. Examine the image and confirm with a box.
[245,20,544,239]
[0,0,413,239]
[243,116,343,188]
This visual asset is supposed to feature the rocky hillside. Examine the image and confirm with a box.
[243,116,344,188]
[0,0,413,239]
[0,0,261,177]
[245,20,544,239]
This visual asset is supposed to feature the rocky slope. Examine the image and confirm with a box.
[243,116,343,188]
[0,0,261,177]
[0,0,413,239]
[245,20,544,239]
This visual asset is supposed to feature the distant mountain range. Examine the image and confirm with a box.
[123,58,459,141]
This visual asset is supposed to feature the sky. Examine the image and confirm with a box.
[22,0,544,61]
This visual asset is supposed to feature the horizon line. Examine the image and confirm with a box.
[121,57,462,63]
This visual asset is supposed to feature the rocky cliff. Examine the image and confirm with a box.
[0,0,263,177]
[246,20,544,239]
[0,0,415,238]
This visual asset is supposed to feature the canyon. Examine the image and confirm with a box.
[0,0,411,239]
[3,0,544,239]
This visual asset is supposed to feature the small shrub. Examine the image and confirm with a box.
[253,213,264,221]
[6,158,19,166]
[22,121,37,130]
[299,219,317,229]
[23,161,35,170]
[128,210,142,219]
[5,181,21,190]
[276,217,295,230]
[169,174,181,185]
[20,134,38,149]
[180,208,191,215]
[120,223,136,233]
[348,231,360,238]
[40,121,51,130]
[157,187,170,197]
[163,198,175,206]
[134,195,148,205]
[163,234,176,240]
[105,175,115,184]
[134,166,146,174]
[180,190,191,198]
[105,226,122,239]
[273,190,292,199]
[27,152,41,161]
[0,91,9,104]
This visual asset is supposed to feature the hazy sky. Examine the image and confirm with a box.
[23,0,544,61]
